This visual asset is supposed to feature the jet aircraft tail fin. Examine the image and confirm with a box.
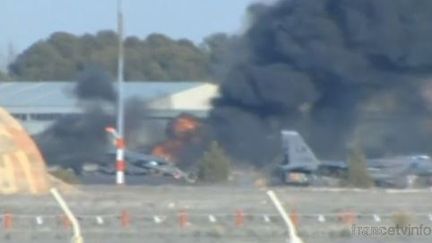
[281,130,320,167]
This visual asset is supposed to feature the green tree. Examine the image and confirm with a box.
[346,144,374,188]
[9,31,211,81]
[198,141,231,183]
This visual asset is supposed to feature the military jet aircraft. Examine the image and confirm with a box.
[81,150,195,182]
[276,130,432,188]
[81,127,196,183]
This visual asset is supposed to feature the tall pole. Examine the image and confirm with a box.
[116,0,126,185]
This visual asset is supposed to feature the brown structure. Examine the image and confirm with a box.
[0,107,50,194]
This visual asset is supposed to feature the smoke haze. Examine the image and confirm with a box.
[210,0,432,165]
[37,68,161,171]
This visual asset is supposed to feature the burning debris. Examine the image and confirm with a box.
[170,115,200,138]
[152,114,204,167]
[37,68,205,171]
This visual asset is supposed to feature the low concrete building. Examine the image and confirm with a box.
[0,81,219,134]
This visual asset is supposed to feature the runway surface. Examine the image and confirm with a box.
[0,185,432,242]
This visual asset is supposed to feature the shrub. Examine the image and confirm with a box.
[347,145,374,188]
[197,141,231,183]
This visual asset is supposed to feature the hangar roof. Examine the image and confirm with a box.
[0,81,203,108]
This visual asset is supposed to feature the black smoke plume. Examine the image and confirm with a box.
[210,0,432,165]
[75,69,116,102]
[37,68,159,171]
[36,68,115,171]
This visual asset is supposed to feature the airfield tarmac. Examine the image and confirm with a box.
[0,185,432,242]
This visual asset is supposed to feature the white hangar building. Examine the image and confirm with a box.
[0,81,219,134]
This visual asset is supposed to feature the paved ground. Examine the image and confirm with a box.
[0,186,432,242]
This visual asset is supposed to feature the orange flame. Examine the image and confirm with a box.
[151,114,201,163]
[152,140,183,162]
[172,115,200,137]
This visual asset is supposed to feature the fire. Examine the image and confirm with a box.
[152,114,201,163]
[173,116,200,137]
[152,140,183,162]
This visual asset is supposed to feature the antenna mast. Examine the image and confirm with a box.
[115,0,126,185]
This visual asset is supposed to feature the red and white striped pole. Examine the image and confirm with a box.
[106,127,126,185]
[116,137,126,184]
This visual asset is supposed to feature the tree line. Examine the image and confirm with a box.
[5,31,234,81]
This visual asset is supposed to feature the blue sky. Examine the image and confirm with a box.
[0,0,269,53]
